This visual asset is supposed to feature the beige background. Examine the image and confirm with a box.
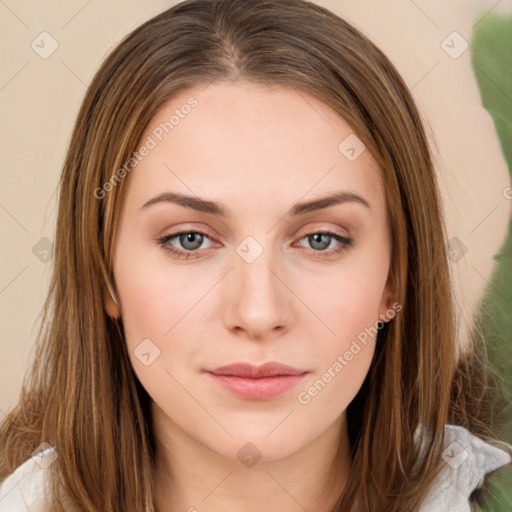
[1,0,511,416]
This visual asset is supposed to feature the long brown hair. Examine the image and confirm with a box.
[0,0,503,510]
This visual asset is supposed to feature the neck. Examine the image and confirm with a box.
[152,412,352,512]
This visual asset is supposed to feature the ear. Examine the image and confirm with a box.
[378,269,399,322]
[104,283,121,319]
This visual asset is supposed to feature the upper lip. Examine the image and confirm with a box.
[207,362,308,378]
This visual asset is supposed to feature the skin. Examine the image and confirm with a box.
[105,80,397,512]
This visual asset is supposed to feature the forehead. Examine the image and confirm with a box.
[123,80,386,216]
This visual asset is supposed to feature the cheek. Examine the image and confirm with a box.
[114,252,204,400]
[300,259,387,344]
[113,241,205,342]
[113,243,221,392]
[294,251,387,394]
[294,272,380,413]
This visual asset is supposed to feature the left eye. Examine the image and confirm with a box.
[156,230,353,260]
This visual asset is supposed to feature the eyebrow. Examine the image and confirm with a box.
[141,190,371,216]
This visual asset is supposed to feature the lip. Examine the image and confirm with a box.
[205,362,309,401]
[208,361,308,378]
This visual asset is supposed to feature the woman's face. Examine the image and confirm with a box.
[106,80,396,461]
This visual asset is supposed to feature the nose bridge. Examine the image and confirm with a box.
[236,234,280,302]
[225,234,290,335]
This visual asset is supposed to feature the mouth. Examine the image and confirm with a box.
[205,361,309,400]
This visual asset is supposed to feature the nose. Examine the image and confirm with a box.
[222,242,293,341]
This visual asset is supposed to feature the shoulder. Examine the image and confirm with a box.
[419,424,512,512]
[0,444,60,512]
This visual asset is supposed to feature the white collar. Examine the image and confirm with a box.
[419,424,511,511]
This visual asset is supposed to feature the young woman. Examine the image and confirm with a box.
[0,0,510,511]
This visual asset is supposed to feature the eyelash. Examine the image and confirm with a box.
[155,229,353,260]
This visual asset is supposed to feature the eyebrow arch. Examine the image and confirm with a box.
[140,190,371,216]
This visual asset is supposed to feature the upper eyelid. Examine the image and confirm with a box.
[158,220,351,238]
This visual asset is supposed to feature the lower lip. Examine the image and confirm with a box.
[207,372,307,400]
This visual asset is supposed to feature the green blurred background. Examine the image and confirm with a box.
[471,12,512,512]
